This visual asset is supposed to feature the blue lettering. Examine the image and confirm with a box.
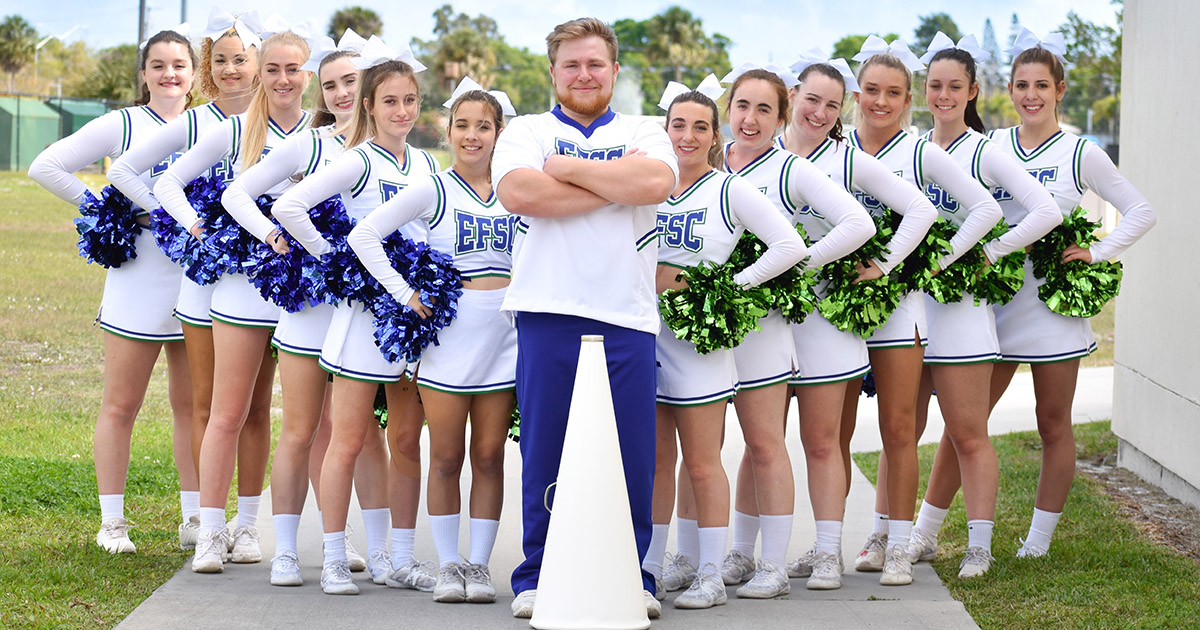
[925,183,960,214]
[554,138,625,161]
[379,180,404,203]
[149,151,183,178]
[993,167,1058,202]
[210,158,233,182]
[656,208,706,252]
[454,210,514,255]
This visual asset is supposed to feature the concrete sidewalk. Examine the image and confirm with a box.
[116,367,1113,630]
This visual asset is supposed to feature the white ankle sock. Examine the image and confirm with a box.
[872,511,889,535]
[814,520,843,556]
[468,518,499,566]
[731,511,759,556]
[323,531,346,565]
[1025,508,1061,550]
[887,519,913,550]
[99,494,125,521]
[360,508,390,558]
[180,491,200,521]
[199,507,226,532]
[698,526,727,573]
[759,514,793,568]
[429,514,460,567]
[236,495,261,529]
[967,519,994,551]
[914,500,949,538]
[391,528,415,569]
[643,523,669,578]
[677,517,699,566]
[273,514,301,556]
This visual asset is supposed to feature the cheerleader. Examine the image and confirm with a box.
[270,38,439,595]
[719,66,873,598]
[108,10,267,553]
[28,29,195,554]
[349,78,517,604]
[768,52,940,590]
[845,37,1002,586]
[887,33,1064,578]
[987,30,1152,558]
[154,28,313,572]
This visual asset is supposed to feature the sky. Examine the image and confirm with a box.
[21,0,1120,66]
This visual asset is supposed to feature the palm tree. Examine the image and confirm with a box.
[0,15,38,90]
[646,7,709,84]
[328,7,382,39]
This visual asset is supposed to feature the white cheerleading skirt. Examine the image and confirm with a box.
[415,288,516,394]
[174,276,216,328]
[272,302,336,357]
[993,259,1096,363]
[655,319,738,406]
[97,229,184,342]
[789,310,870,386]
[209,272,281,328]
[865,291,928,349]
[923,293,1001,365]
[320,301,409,383]
[732,311,796,389]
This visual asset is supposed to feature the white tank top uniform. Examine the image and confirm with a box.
[30,105,184,342]
[155,112,313,328]
[655,169,808,404]
[987,127,1155,362]
[272,140,439,382]
[350,169,519,393]
[222,126,345,356]
[724,143,874,388]
[110,102,237,327]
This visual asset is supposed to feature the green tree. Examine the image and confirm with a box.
[74,44,138,103]
[328,6,382,39]
[1056,11,1120,133]
[492,40,550,114]
[646,7,709,84]
[912,12,962,52]
[0,15,37,90]
[613,7,731,114]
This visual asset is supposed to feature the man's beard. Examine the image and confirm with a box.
[557,84,611,118]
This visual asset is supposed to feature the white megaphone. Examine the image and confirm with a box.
[530,335,648,630]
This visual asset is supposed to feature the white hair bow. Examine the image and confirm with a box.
[920,32,990,65]
[656,74,725,111]
[200,7,264,50]
[442,76,517,116]
[257,14,320,44]
[352,35,428,73]
[852,35,926,72]
[789,48,861,93]
[302,28,368,72]
[1006,27,1068,66]
[720,63,799,88]
[139,22,190,50]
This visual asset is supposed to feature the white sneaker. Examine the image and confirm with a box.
[662,552,698,591]
[853,532,888,572]
[433,562,466,603]
[178,515,200,551]
[880,546,913,586]
[367,550,391,585]
[1016,537,1048,558]
[191,528,227,573]
[385,559,436,592]
[720,549,756,585]
[321,561,359,595]
[643,590,662,619]
[958,546,993,579]
[270,551,303,586]
[654,576,666,601]
[673,566,727,609]
[786,542,816,578]
[96,517,136,554]
[906,527,938,563]
[345,524,366,572]
[230,526,261,563]
[805,552,843,590]
[735,559,790,598]
[463,562,496,603]
[511,589,536,618]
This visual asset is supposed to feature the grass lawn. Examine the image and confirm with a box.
[853,421,1200,629]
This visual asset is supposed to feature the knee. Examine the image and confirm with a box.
[278,426,317,453]
[880,421,915,449]
[683,460,723,489]
[430,449,465,479]
[470,448,504,479]
[802,436,839,462]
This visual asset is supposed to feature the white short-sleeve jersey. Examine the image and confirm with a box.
[491,107,679,334]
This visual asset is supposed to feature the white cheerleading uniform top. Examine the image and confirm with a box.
[492,106,679,335]
[154,111,313,230]
[656,169,806,286]
[987,127,1156,262]
[723,142,873,269]
[31,106,175,210]
[223,125,347,242]
[349,169,517,305]
[272,140,440,256]
[109,102,237,212]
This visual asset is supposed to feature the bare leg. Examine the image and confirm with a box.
[870,344,925,524]
[1028,360,1081,513]
[236,345,276,500]
[94,334,164,496]
[164,341,197,494]
[732,384,793,517]
[270,353,329,516]
[652,405,679,525]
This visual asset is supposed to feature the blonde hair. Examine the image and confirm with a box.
[242,32,310,169]
[854,54,913,130]
[546,17,618,65]
[338,60,419,149]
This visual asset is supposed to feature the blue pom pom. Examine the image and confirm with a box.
[75,186,142,268]
[247,196,357,311]
[368,236,463,364]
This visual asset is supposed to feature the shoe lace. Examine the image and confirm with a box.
[325,562,352,582]
[752,559,784,582]
[234,526,259,545]
[462,562,490,584]
[102,519,134,537]
[274,552,299,571]
[961,547,990,567]
[665,552,696,575]
[722,550,750,571]
[368,549,390,566]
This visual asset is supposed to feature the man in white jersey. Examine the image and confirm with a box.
[491,17,678,618]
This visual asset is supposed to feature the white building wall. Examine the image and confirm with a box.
[1112,0,1200,508]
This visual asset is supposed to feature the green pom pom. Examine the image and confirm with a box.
[928,221,1026,306]
[893,214,955,294]
[817,212,905,338]
[508,402,520,443]
[727,224,819,325]
[659,261,768,354]
[373,384,388,429]
[1028,206,1123,318]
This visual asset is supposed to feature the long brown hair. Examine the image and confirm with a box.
[311,50,359,129]
[667,91,723,169]
[796,63,848,141]
[136,30,197,107]
[242,32,311,169]
[1010,47,1066,122]
[338,60,419,148]
[726,69,791,128]
[929,48,984,133]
